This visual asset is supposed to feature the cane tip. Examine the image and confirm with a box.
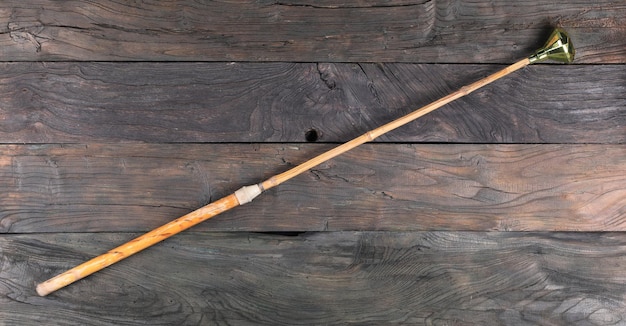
[36,282,53,296]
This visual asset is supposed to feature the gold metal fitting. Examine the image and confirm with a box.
[529,28,575,64]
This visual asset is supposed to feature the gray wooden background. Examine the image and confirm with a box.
[1,1,625,325]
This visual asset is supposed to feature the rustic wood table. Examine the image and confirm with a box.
[1,1,625,324]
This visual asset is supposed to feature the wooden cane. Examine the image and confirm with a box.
[36,29,574,296]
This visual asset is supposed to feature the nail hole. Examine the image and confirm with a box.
[305,129,319,142]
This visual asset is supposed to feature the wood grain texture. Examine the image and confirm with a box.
[2,231,626,325]
[0,0,623,63]
[0,62,623,143]
[2,0,624,323]
[1,143,623,233]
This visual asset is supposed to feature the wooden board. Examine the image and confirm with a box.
[2,231,626,324]
[0,63,623,143]
[1,0,624,323]
[0,0,623,63]
[1,143,624,233]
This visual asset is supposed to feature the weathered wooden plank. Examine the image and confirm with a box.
[0,0,623,63]
[2,231,626,324]
[1,143,623,233]
[0,62,623,143]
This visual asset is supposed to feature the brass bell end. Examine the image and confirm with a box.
[529,28,575,64]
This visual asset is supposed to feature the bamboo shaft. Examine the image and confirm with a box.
[261,58,531,190]
[37,58,530,296]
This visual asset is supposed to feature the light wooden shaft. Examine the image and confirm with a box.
[36,194,240,296]
[37,57,530,296]
[261,58,530,190]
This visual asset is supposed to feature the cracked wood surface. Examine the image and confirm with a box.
[3,232,626,325]
[1,0,625,324]
[0,62,623,143]
[0,0,624,63]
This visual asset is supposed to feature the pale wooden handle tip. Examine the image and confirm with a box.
[37,272,75,296]
[36,282,55,296]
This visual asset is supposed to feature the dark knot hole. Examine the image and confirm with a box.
[305,129,319,142]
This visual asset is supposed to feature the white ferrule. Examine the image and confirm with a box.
[234,184,262,205]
